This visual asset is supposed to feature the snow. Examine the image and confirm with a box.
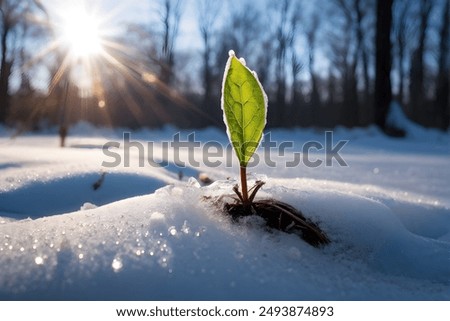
[0,123,449,300]
[387,101,446,140]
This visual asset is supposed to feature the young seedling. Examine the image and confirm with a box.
[221,50,267,206]
[221,50,329,247]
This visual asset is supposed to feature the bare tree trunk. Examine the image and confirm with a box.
[394,0,410,106]
[435,0,449,130]
[290,52,302,127]
[344,57,359,127]
[398,50,405,104]
[197,0,221,127]
[355,0,370,106]
[332,0,360,127]
[202,32,212,104]
[274,0,289,127]
[409,0,432,123]
[327,67,336,106]
[306,12,320,126]
[271,0,300,127]
[374,0,393,132]
[159,0,181,85]
[0,23,11,123]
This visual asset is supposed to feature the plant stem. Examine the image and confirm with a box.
[240,166,249,206]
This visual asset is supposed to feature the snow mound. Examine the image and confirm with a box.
[0,172,167,219]
[387,101,447,140]
[0,180,449,300]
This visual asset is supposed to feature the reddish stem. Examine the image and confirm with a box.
[240,166,249,206]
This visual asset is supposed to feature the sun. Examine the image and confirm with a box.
[45,1,111,97]
[60,7,103,59]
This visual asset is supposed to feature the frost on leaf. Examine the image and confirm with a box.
[221,51,268,167]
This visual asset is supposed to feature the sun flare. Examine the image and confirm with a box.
[45,2,112,98]
[38,0,175,125]
[60,7,103,59]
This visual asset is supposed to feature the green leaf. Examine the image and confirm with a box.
[221,50,268,167]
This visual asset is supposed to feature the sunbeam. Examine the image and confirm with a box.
[17,0,210,133]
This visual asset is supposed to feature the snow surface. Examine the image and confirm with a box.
[0,122,449,300]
